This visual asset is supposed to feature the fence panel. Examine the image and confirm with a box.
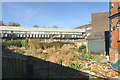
[33,59,62,78]
[2,56,27,78]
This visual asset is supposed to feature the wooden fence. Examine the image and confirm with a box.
[2,56,33,78]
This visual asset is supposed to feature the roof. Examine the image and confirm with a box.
[92,12,109,15]
[0,26,85,32]
[74,24,91,29]
[86,31,105,40]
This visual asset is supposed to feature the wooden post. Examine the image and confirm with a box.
[26,56,33,78]
[61,59,62,79]
[47,61,49,79]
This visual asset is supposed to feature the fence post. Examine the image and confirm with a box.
[26,56,33,78]
[61,59,62,80]
[48,61,49,79]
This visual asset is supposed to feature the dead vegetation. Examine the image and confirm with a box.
[2,40,119,78]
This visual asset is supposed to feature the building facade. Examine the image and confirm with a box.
[0,26,85,42]
[75,12,109,33]
[109,1,120,63]
[75,12,109,54]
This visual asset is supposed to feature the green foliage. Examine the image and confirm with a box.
[69,43,77,47]
[81,54,89,60]
[44,53,48,55]
[78,43,86,53]
[28,40,75,50]
[88,67,91,70]
[2,40,23,47]
[33,25,39,28]
[69,47,76,50]
[24,38,28,50]
[69,62,81,70]
[7,22,20,26]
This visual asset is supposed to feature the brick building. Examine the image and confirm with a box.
[75,12,109,34]
[75,12,109,54]
[109,1,120,64]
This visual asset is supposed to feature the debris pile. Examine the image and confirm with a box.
[90,63,118,78]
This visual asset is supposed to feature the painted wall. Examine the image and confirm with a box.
[88,40,105,54]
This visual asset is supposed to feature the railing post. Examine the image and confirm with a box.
[26,56,33,78]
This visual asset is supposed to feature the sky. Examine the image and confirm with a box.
[2,2,109,28]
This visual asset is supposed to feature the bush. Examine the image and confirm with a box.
[69,61,81,70]
[27,40,76,50]
[78,43,86,53]
[2,40,23,47]
[24,38,28,50]
[69,47,76,50]
[69,43,77,47]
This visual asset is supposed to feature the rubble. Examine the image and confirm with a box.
[90,63,118,78]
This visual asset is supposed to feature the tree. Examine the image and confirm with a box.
[7,22,20,27]
[0,21,5,26]
[15,23,20,27]
[33,25,39,28]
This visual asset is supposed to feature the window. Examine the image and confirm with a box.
[80,27,84,29]
[113,26,115,31]
[86,26,92,30]
[116,21,120,28]
[111,27,113,32]
[112,3,114,7]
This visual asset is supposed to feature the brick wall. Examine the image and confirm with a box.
[91,12,109,32]
[109,1,120,64]
[75,12,109,33]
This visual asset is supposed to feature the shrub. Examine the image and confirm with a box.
[27,40,76,50]
[2,40,23,47]
[27,39,41,49]
[69,47,76,50]
[69,43,77,47]
[81,54,88,60]
[78,43,86,53]
[69,62,81,70]
[24,38,28,50]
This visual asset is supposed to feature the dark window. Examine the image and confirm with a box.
[116,21,120,28]
[113,26,115,31]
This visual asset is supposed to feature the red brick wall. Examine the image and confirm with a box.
[110,1,120,64]
[111,2,119,16]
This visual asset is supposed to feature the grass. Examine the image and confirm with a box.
[91,55,105,61]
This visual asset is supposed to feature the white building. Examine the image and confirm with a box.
[0,26,86,42]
